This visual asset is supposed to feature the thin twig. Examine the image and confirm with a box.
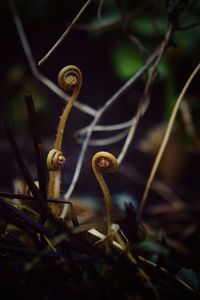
[76,129,129,146]
[97,0,105,21]
[75,99,149,137]
[137,63,200,222]
[73,1,151,32]
[127,32,149,57]
[9,0,96,117]
[177,21,200,31]
[99,50,158,111]
[76,107,152,147]
[75,119,133,136]
[117,23,173,164]
[117,96,150,164]
[143,23,173,96]
[38,0,93,66]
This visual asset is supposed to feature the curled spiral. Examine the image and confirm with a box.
[92,151,119,174]
[58,65,82,92]
[47,149,65,171]
[92,151,119,233]
[47,65,82,202]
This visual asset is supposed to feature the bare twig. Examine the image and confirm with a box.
[75,98,149,147]
[97,0,105,21]
[73,1,151,32]
[75,119,133,136]
[127,32,149,57]
[117,23,173,164]
[38,0,93,66]
[117,96,150,164]
[73,18,121,32]
[94,50,158,114]
[177,21,200,31]
[143,23,173,97]
[137,63,200,222]
[76,129,129,146]
[9,0,96,117]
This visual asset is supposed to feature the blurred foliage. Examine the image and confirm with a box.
[74,0,200,141]
[6,64,48,129]
[1,0,199,125]
[176,268,199,290]
[137,238,170,256]
[112,41,143,80]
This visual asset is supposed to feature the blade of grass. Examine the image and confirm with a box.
[25,93,47,199]
[38,0,93,66]
[0,191,79,227]
[0,191,73,204]
[5,122,49,221]
[0,197,50,236]
[137,63,200,222]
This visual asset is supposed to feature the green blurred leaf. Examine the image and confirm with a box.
[111,42,143,80]
[150,253,159,263]
[130,16,166,37]
[158,60,170,79]
[137,239,169,255]
[176,268,199,290]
